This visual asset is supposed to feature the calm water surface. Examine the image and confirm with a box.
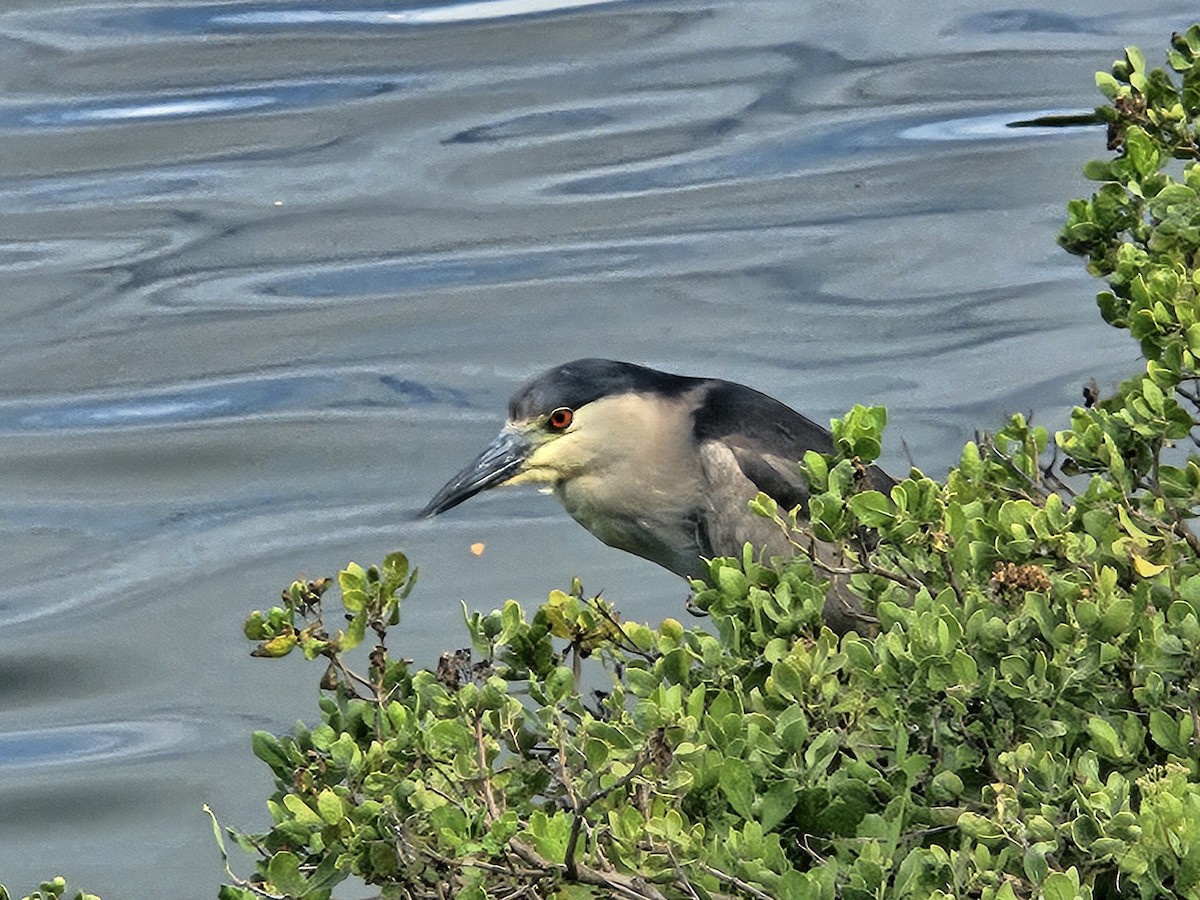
[0,0,1187,895]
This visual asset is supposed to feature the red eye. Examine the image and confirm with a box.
[547,407,573,431]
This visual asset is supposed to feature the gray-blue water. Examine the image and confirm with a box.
[0,1,1182,895]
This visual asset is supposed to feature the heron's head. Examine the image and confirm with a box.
[420,358,695,517]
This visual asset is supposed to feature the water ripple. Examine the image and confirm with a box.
[0,369,468,434]
[0,77,414,131]
[945,9,1107,35]
[899,108,1097,141]
[0,719,192,771]
[142,228,842,309]
[445,108,616,144]
[0,237,165,272]
[0,171,207,212]
[554,107,1100,195]
[213,0,630,27]
[0,499,407,630]
[1,0,635,46]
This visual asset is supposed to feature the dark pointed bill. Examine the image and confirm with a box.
[420,427,534,517]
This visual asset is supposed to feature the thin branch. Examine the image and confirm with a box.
[699,863,775,900]
[783,521,924,591]
[510,839,668,900]
[1041,467,1079,498]
[204,805,289,900]
[796,832,828,865]
[324,653,376,696]
[392,825,544,878]
[807,544,924,591]
[1142,444,1200,557]
[666,846,703,900]
[939,549,965,605]
[555,715,580,811]
[565,753,646,880]
[980,441,1053,501]
[590,601,659,662]
[474,714,500,822]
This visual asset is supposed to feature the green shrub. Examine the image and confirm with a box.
[213,25,1200,900]
[0,878,100,900]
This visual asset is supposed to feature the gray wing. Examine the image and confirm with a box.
[692,379,836,509]
[688,380,828,559]
[692,378,894,635]
[690,379,896,559]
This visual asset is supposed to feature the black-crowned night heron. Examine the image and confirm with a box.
[421,358,894,629]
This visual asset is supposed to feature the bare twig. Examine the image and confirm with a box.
[555,716,580,811]
[939,549,965,605]
[474,714,500,822]
[699,863,775,900]
[391,824,544,878]
[204,804,289,900]
[783,521,924,591]
[808,546,925,591]
[980,440,1053,501]
[510,839,668,900]
[666,846,702,900]
[590,601,659,662]
[797,832,828,865]
[565,753,646,880]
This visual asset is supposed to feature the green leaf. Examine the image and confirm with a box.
[804,730,839,774]
[802,450,829,490]
[770,659,807,700]
[341,588,368,614]
[382,551,409,586]
[719,758,755,818]
[1097,597,1134,636]
[716,565,749,599]
[847,490,896,527]
[760,779,798,831]
[317,789,343,825]
[1148,709,1183,752]
[282,794,324,826]
[1043,871,1080,900]
[1096,71,1121,99]
[338,562,366,593]
[1124,126,1161,177]
[1022,841,1055,885]
[251,731,292,778]
[243,611,270,640]
[1087,715,1128,761]
[267,851,308,896]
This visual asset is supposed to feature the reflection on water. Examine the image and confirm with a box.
[899,108,1098,141]
[212,0,629,27]
[0,720,193,772]
[0,0,1177,895]
[7,79,413,129]
[0,370,465,433]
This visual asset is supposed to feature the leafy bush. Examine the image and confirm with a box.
[213,26,1200,900]
[0,878,100,900]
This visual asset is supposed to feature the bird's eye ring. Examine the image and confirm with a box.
[547,407,573,432]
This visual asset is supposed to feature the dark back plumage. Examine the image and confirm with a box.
[691,379,835,459]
